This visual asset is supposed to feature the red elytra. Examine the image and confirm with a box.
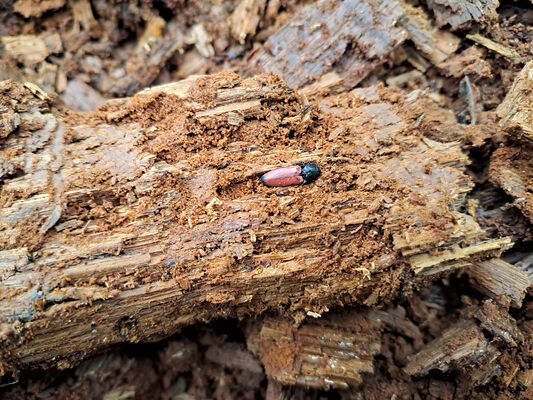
[260,166,304,187]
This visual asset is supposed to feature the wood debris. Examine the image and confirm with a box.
[0,1,532,398]
[229,0,266,44]
[496,60,533,142]
[489,146,533,223]
[247,313,382,389]
[0,72,511,374]
[399,2,461,65]
[427,0,499,30]
[467,258,531,308]
[467,33,521,61]
[13,0,65,18]
[252,0,407,88]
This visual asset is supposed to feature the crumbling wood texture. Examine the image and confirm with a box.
[0,72,510,375]
[489,146,533,223]
[404,300,528,391]
[247,312,382,390]
[427,0,499,30]
[229,0,266,44]
[467,258,531,308]
[251,0,407,89]
[496,61,533,143]
[399,2,460,65]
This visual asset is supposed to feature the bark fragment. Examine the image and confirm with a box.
[251,0,407,88]
[427,0,499,30]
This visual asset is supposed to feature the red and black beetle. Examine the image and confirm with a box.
[260,163,321,187]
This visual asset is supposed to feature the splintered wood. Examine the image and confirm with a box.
[404,301,527,389]
[247,313,382,390]
[490,146,533,223]
[496,61,533,143]
[252,0,407,88]
[426,0,499,30]
[467,259,530,308]
[0,72,510,374]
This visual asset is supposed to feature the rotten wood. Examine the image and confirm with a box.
[229,0,266,44]
[467,258,531,308]
[251,0,407,89]
[246,312,382,390]
[496,60,533,143]
[404,319,495,376]
[489,146,533,223]
[0,72,511,375]
[427,0,499,30]
[467,33,521,61]
[399,2,460,65]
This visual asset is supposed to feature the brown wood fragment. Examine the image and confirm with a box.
[496,60,533,142]
[404,320,493,376]
[71,0,98,31]
[1,35,50,66]
[473,301,524,347]
[489,146,533,223]
[399,2,460,65]
[427,0,499,30]
[467,33,521,61]
[229,0,266,44]
[437,46,493,80]
[13,0,65,18]
[0,111,21,140]
[247,313,383,390]
[467,259,530,308]
[404,46,432,72]
[251,0,407,88]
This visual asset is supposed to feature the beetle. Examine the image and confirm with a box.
[260,163,321,187]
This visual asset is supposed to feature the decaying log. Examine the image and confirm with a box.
[496,61,533,142]
[247,312,382,390]
[467,258,530,308]
[427,0,499,30]
[251,0,407,89]
[0,72,511,375]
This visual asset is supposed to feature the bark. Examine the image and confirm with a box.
[0,72,511,375]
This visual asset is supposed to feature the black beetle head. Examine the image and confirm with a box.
[300,163,321,184]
